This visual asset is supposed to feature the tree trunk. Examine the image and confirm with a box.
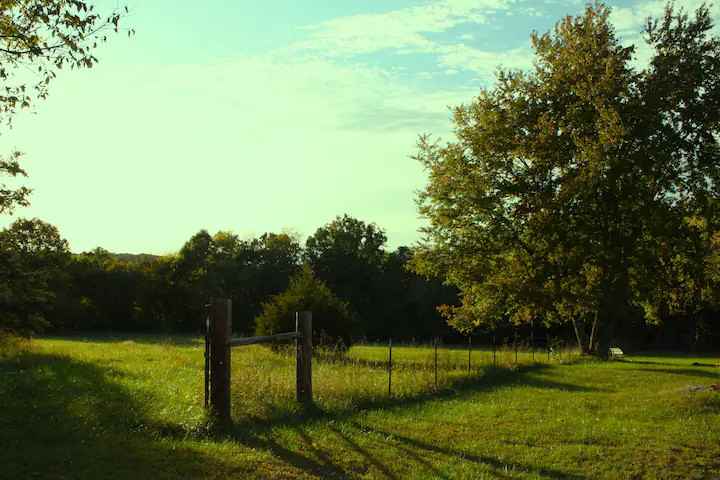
[588,311,598,353]
[571,318,585,353]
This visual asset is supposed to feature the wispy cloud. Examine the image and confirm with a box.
[437,44,534,80]
[292,0,514,57]
[284,0,538,83]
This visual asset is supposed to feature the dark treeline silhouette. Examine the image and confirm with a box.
[1,214,718,349]
[0,215,460,342]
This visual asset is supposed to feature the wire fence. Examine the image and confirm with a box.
[315,337,581,397]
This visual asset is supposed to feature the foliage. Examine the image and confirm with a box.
[0,150,30,215]
[304,214,387,334]
[0,218,69,335]
[255,265,355,348]
[412,2,720,355]
[0,0,132,124]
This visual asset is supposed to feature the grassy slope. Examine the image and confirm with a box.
[1,337,718,479]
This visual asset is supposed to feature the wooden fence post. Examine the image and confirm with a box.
[209,298,232,425]
[296,311,313,404]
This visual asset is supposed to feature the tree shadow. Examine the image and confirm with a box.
[1,346,606,479]
[225,363,606,436]
[329,421,585,480]
[629,367,720,379]
[619,359,719,368]
[202,363,605,478]
[0,351,232,479]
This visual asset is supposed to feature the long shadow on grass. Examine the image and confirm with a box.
[0,351,232,479]
[216,363,601,478]
[628,367,720,379]
[339,422,586,480]
[230,363,606,432]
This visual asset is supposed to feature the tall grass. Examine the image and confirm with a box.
[2,336,718,479]
[228,341,581,424]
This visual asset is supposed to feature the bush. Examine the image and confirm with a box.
[0,332,30,358]
[254,265,356,349]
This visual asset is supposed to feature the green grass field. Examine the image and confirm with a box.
[1,335,719,479]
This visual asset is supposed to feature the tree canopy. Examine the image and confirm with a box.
[0,218,69,334]
[305,214,387,331]
[412,2,720,355]
[0,0,131,123]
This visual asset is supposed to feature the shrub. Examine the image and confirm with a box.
[254,265,355,349]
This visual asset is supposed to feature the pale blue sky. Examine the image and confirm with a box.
[1,0,717,254]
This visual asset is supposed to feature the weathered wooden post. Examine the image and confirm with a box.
[209,298,232,425]
[296,311,313,404]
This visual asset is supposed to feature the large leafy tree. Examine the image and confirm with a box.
[0,218,70,334]
[412,2,720,356]
[305,215,387,335]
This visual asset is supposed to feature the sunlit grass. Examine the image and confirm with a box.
[1,335,718,479]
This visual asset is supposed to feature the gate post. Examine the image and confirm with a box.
[296,311,313,404]
[209,298,232,424]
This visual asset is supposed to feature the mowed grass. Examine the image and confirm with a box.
[1,335,719,479]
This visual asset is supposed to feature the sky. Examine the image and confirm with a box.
[1,0,718,254]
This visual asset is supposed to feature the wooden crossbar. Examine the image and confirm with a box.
[228,331,299,347]
[206,302,313,423]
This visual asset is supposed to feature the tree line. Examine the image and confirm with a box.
[1,212,716,349]
[0,215,459,343]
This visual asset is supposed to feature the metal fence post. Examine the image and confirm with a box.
[468,335,472,374]
[203,305,210,409]
[547,334,551,362]
[493,335,496,367]
[434,337,438,390]
[388,338,393,397]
